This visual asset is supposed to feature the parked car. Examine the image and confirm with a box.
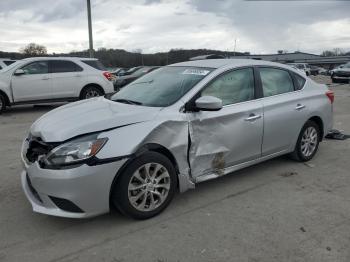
[331,62,350,83]
[310,65,320,76]
[111,68,129,77]
[287,65,307,76]
[288,63,311,76]
[21,59,333,219]
[0,58,17,70]
[0,57,114,113]
[118,66,143,77]
[114,66,160,89]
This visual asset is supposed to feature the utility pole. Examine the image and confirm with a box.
[87,0,94,58]
[233,38,237,56]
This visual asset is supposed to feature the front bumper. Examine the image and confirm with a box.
[21,159,127,218]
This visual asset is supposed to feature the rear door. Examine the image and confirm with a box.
[11,61,52,102]
[188,67,264,179]
[50,60,83,98]
[258,67,309,156]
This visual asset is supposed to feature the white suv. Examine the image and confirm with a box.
[0,57,114,113]
[0,58,17,70]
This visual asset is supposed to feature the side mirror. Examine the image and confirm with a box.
[195,96,223,111]
[14,69,25,76]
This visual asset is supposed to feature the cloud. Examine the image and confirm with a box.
[0,0,349,54]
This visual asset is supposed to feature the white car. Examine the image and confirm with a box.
[0,57,114,113]
[288,63,311,76]
[0,58,17,70]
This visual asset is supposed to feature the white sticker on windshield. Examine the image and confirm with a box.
[182,69,210,76]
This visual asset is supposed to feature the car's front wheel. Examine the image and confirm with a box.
[111,151,177,219]
[290,120,320,162]
[0,93,6,114]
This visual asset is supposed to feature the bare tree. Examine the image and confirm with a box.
[20,43,47,56]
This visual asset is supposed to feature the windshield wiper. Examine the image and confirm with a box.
[114,99,143,105]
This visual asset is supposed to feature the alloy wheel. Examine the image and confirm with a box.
[128,163,171,212]
[85,89,100,98]
[301,126,318,157]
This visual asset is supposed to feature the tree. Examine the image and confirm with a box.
[321,48,345,57]
[20,43,47,56]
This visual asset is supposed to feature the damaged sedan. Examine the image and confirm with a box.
[21,59,333,219]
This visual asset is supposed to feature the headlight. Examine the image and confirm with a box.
[43,134,108,167]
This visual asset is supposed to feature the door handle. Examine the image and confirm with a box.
[244,113,262,122]
[295,104,306,111]
[42,77,50,80]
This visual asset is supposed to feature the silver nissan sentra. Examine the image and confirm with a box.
[21,59,333,219]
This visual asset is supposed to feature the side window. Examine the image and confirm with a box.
[201,68,255,106]
[259,68,294,97]
[21,61,49,75]
[51,60,83,73]
[292,72,306,90]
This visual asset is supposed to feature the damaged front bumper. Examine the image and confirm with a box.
[21,159,127,218]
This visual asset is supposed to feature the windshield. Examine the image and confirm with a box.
[0,60,25,73]
[111,66,213,107]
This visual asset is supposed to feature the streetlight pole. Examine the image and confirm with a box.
[233,38,237,56]
[87,0,94,58]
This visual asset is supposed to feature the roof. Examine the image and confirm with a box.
[190,54,226,61]
[169,58,291,69]
[21,57,98,62]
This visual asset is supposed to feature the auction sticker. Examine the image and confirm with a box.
[182,69,210,76]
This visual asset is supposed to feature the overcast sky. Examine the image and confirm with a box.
[0,0,349,55]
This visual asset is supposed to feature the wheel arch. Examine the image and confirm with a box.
[79,83,105,99]
[308,115,324,140]
[108,143,180,208]
[0,89,10,106]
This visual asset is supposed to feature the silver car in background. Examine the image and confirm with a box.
[21,59,333,219]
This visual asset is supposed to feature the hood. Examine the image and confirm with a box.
[30,97,162,142]
[334,68,350,73]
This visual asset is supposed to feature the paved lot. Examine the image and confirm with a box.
[0,76,350,262]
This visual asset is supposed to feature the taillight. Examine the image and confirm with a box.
[103,71,112,81]
[326,90,334,104]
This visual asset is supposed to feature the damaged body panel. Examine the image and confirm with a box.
[188,101,263,181]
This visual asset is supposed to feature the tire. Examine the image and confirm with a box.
[111,151,177,219]
[0,93,6,114]
[290,120,321,162]
[331,77,338,83]
[80,86,103,99]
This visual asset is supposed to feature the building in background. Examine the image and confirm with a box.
[232,51,350,69]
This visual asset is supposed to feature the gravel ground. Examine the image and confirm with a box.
[0,75,349,262]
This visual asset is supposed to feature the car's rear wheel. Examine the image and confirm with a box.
[0,94,6,114]
[80,86,103,99]
[111,151,177,219]
[290,120,320,162]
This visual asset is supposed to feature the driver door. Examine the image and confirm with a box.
[188,67,263,180]
[11,61,52,102]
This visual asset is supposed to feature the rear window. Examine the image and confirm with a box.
[81,60,106,71]
[4,60,16,66]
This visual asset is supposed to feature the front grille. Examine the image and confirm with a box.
[26,174,43,203]
[25,136,53,163]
